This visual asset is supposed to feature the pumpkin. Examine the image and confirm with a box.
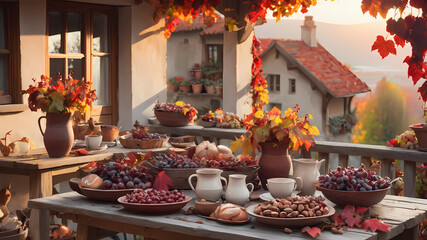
[195,141,219,160]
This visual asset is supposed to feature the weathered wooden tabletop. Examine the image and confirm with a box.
[28,191,427,240]
[148,124,245,140]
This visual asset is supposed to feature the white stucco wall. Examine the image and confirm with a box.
[167,31,203,81]
[260,48,325,136]
[328,97,345,118]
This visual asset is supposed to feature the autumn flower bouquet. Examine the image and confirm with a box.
[23,75,97,114]
[230,104,320,155]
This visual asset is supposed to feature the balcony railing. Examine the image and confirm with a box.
[149,124,427,197]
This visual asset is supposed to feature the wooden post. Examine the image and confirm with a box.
[338,154,349,168]
[380,159,393,178]
[29,171,53,240]
[76,224,98,240]
[360,156,371,168]
[403,161,417,197]
[318,152,329,174]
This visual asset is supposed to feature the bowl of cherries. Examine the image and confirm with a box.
[118,189,192,214]
[153,102,197,127]
[315,164,393,207]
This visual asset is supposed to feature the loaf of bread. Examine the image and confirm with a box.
[209,203,248,221]
[79,174,103,189]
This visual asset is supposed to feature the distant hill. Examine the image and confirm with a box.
[254,19,413,88]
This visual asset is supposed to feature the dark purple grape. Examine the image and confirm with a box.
[103,180,113,189]
[126,181,134,188]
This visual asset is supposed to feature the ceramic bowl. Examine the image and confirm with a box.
[194,199,218,216]
[315,182,390,207]
[78,187,134,202]
[118,196,192,214]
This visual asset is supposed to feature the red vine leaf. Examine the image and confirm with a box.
[361,219,391,232]
[73,148,91,156]
[342,205,363,227]
[331,213,344,225]
[393,35,405,48]
[371,35,397,58]
[418,81,427,102]
[153,171,174,191]
[301,226,321,238]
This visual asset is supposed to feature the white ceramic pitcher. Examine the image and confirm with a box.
[225,174,254,206]
[188,168,227,201]
[292,158,325,196]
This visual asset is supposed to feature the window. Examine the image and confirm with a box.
[267,74,280,93]
[206,44,223,64]
[289,78,296,94]
[266,103,282,112]
[0,3,20,105]
[47,2,117,124]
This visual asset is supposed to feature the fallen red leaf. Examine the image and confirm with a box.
[302,226,321,238]
[371,35,397,59]
[342,205,362,227]
[153,171,174,191]
[73,148,91,156]
[331,213,344,225]
[361,219,391,232]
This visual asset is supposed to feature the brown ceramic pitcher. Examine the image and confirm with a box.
[38,113,74,158]
[258,139,292,190]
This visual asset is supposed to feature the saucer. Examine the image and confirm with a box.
[260,191,300,202]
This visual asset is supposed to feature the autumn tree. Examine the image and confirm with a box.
[353,78,409,145]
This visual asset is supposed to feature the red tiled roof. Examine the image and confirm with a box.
[259,38,370,97]
[175,16,224,35]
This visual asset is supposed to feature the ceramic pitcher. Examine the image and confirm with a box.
[188,168,227,201]
[292,158,325,196]
[225,174,254,206]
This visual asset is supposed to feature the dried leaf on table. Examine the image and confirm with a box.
[153,171,174,191]
[301,226,321,238]
[73,148,91,156]
[361,219,391,232]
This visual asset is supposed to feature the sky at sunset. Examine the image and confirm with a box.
[267,0,394,25]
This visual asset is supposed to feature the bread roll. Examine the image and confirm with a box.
[209,203,248,221]
[79,174,103,189]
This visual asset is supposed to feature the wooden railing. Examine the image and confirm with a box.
[309,141,427,197]
[148,124,427,197]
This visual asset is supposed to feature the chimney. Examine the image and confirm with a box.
[301,16,317,47]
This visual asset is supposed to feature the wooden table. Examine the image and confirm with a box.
[0,145,166,240]
[148,124,245,140]
[28,191,427,240]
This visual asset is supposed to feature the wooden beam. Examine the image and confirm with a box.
[338,154,349,168]
[403,161,416,197]
[360,156,371,168]
[318,152,329,174]
[380,159,393,178]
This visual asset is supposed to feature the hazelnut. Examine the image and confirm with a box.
[263,210,272,216]
[254,206,262,215]
[316,210,322,216]
[291,204,298,210]
[302,211,309,217]
[298,214,304,218]
[267,205,279,212]
[284,208,293,214]
[280,212,287,218]
[271,212,279,217]
[283,228,292,234]
[297,204,304,212]
[290,211,299,218]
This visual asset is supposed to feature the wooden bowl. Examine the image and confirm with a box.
[246,204,335,228]
[119,134,169,149]
[195,199,218,216]
[154,110,191,127]
[315,183,390,207]
[78,187,134,202]
[118,195,192,214]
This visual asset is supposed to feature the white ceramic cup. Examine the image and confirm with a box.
[12,141,30,156]
[85,135,103,150]
[266,177,303,198]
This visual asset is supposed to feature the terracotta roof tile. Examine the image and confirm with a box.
[174,16,224,35]
[259,38,370,97]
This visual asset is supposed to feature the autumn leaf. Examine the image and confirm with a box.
[230,136,245,153]
[301,226,321,238]
[361,219,391,232]
[254,110,264,118]
[268,107,282,116]
[371,35,397,59]
[342,205,363,227]
[254,126,270,143]
[331,213,344,225]
[73,148,91,156]
[153,171,174,191]
[175,101,184,107]
[393,35,405,48]
[418,81,427,102]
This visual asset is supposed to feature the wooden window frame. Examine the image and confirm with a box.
[206,44,223,64]
[267,74,280,93]
[46,1,118,124]
[0,2,21,105]
[289,78,296,94]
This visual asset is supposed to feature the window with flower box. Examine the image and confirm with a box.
[47,2,118,124]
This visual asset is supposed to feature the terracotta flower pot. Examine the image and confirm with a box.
[38,113,74,158]
[179,85,191,93]
[192,84,203,93]
[258,139,292,190]
[410,124,427,151]
[167,83,178,92]
[194,70,203,80]
[205,85,216,94]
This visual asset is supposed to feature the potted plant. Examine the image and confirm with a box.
[230,105,320,189]
[191,79,203,94]
[22,75,97,158]
[204,79,216,94]
[192,64,203,80]
[179,79,191,93]
[215,79,223,97]
[167,77,180,92]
